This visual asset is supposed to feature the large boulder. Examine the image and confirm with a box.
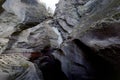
[5,20,59,53]
[2,0,49,23]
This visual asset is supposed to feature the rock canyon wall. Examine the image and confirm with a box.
[0,0,120,80]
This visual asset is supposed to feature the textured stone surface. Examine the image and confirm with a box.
[2,0,49,23]
[0,0,120,80]
[70,0,120,65]
[53,0,120,80]
[6,20,59,53]
[0,11,20,54]
[12,21,50,52]
[0,13,59,54]
[53,41,96,80]
[54,0,90,38]
[0,12,20,38]
[0,53,43,80]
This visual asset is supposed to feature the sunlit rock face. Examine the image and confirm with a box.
[0,11,20,54]
[0,12,20,38]
[0,53,43,80]
[2,0,49,23]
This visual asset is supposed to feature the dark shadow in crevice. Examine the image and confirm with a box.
[29,46,68,80]
[73,39,117,80]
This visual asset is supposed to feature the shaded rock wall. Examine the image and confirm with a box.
[0,0,59,54]
[52,0,120,80]
[70,0,120,65]
[0,11,20,54]
[0,53,43,80]
[0,0,59,80]
[0,0,5,13]
[0,0,120,80]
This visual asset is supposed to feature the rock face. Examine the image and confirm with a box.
[2,0,49,23]
[0,1,54,79]
[0,53,43,80]
[53,41,96,80]
[54,0,90,38]
[9,20,59,52]
[0,0,59,54]
[0,0,60,80]
[0,11,20,54]
[52,0,120,80]
[71,0,120,65]
[2,19,60,53]
[0,0,120,80]
[0,0,5,13]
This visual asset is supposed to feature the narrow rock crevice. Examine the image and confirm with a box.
[73,39,118,80]
[29,47,68,80]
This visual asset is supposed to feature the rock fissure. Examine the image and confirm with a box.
[0,0,120,80]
